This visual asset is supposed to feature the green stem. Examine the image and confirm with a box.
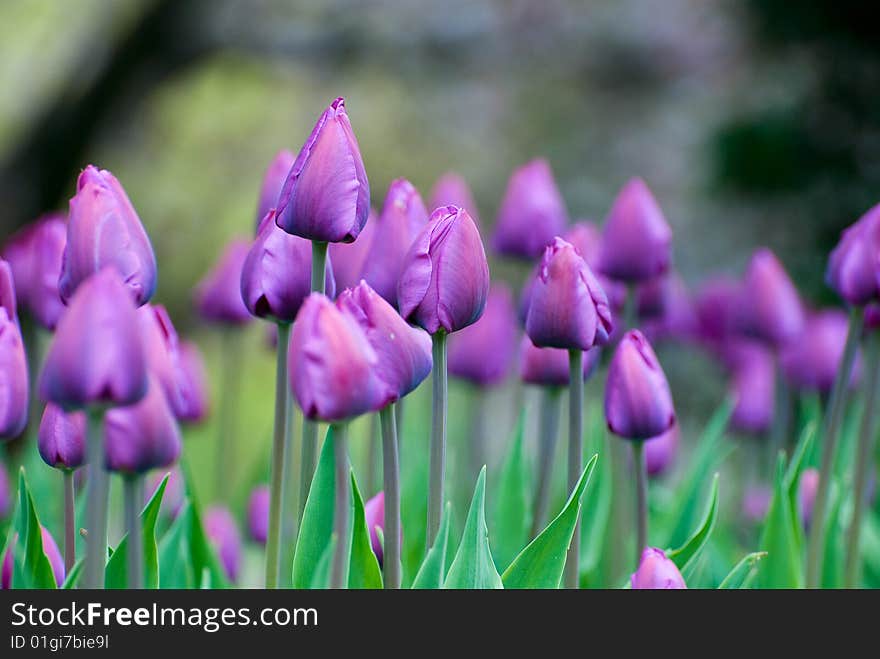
[265,322,291,589]
[771,368,792,456]
[84,409,108,589]
[564,349,583,589]
[311,241,328,295]
[366,414,380,496]
[633,440,648,567]
[215,330,241,501]
[282,396,301,546]
[63,470,76,573]
[469,386,487,485]
[426,331,448,549]
[329,423,350,589]
[806,306,864,588]
[395,398,405,462]
[124,475,143,589]
[531,387,562,538]
[380,405,401,589]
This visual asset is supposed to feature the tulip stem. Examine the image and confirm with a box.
[123,475,143,589]
[367,414,380,496]
[844,331,880,588]
[564,349,583,589]
[806,305,864,588]
[531,387,562,538]
[633,440,648,566]
[283,397,301,546]
[311,241,328,295]
[299,421,319,522]
[469,386,487,484]
[330,423,350,589]
[215,330,241,502]
[427,331,448,549]
[265,322,291,589]
[84,408,108,589]
[395,399,405,461]
[380,404,401,589]
[63,470,76,573]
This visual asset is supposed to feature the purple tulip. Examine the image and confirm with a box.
[337,282,432,404]
[59,166,156,306]
[364,491,386,566]
[638,274,698,343]
[630,547,686,589]
[605,330,675,440]
[1,213,66,329]
[525,238,613,350]
[398,205,489,334]
[695,276,747,345]
[866,303,880,332]
[360,179,429,306]
[195,239,253,326]
[242,210,336,323]
[289,293,386,422]
[177,341,209,423]
[204,506,242,583]
[448,284,517,387]
[1,526,66,589]
[742,486,772,523]
[728,342,775,435]
[798,468,820,531]
[742,248,805,346]
[328,208,377,291]
[0,263,28,438]
[780,309,861,394]
[104,376,182,474]
[275,98,370,243]
[255,149,296,231]
[40,268,147,410]
[492,159,568,259]
[598,178,672,283]
[645,425,679,477]
[145,467,184,519]
[519,336,601,387]
[826,203,880,306]
[429,173,480,227]
[38,404,86,470]
[0,462,10,519]
[247,485,270,545]
[138,304,189,419]
[564,222,627,312]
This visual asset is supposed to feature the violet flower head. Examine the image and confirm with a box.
[638,274,698,343]
[429,172,480,227]
[138,304,189,419]
[605,330,675,440]
[247,485,270,545]
[255,149,295,231]
[519,336,600,387]
[598,178,672,283]
[242,210,336,324]
[564,221,627,312]
[337,282,432,404]
[742,248,805,346]
[360,179,429,306]
[397,205,489,334]
[275,97,370,243]
[364,491,386,566]
[195,239,253,326]
[38,404,86,471]
[0,462,10,519]
[177,341,209,423]
[525,238,613,350]
[492,158,568,259]
[825,203,880,306]
[59,166,156,306]
[798,468,820,531]
[40,268,147,410]
[329,208,377,291]
[695,276,747,345]
[448,284,517,387]
[630,547,687,589]
[204,506,242,583]
[645,425,679,477]
[1,527,66,589]
[0,262,28,438]
[728,342,775,435]
[780,309,861,394]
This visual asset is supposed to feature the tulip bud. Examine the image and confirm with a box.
[204,506,242,583]
[742,486,772,523]
[337,282,432,404]
[1,526,66,589]
[195,239,253,326]
[38,404,86,470]
[0,462,10,519]
[728,342,775,435]
[329,208,377,291]
[826,203,880,306]
[564,222,627,312]
[289,293,386,422]
[798,468,820,531]
[429,172,480,227]
[448,284,517,387]
[519,336,601,387]
[40,268,147,410]
[525,238,613,350]
[605,330,675,440]
[145,467,184,519]
[630,547,686,589]
[59,166,156,306]
[360,179,429,306]
[242,211,336,324]
[645,425,678,477]
[104,376,182,474]
[177,341,209,423]
[398,205,489,334]
[780,309,860,394]
[364,491,387,566]
[598,178,672,283]
[0,263,28,439]
[742,248,805,346]
[694,276,747,345]
[492,159,568,259]
[247,485,269,545]
[138,304,190,419]
[637,274,697,343]
[255,149,295,231]
[275,98,370,243]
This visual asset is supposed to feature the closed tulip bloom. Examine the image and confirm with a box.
[138,304,189,418]
[429,172,480,227]
[638,274,698,342]
[255,149,295,231]
[1,214,66,329]
[329,208,377,291]
[360,179,429,306]
[492,159,568,259]
[195,239,253,326]
[728,342,775,435]
[398,205,489,334]
[525,238,613,350]
[645,425,678,477]
[519,336,600,387]
[780,310,861,394]
[1,527,66,589]
[605,330,675,440]
[0,265,28,438]
[242,210,336,324]
[742,248,805,346]
[798,468,820,530]
[289,293,386,422]
[204,506,242,583]
[630,547,686,589]
[38,404,86,470]
[0,462,10,519]
[275,97,370,243]
[448,284,517,386]
[695,276,747,345]
[177,341,209,423]
[364,491,386,565]
[337,282,432,404]
[826,203,880,306]
[39,268,147,410]
[598,178,672,282]
[104,376,182,474]
[564,222,627,312]
[247,485,270,545]
[59,166,156,306]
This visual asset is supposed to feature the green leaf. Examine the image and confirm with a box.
[491,415,531,572]
[503,455,598,589]
[758,455,804,588]
[61,559,84,589]
[718,552,767,589]
[411,503,452,589]
[443,467,503,589]
[348,471,383,589]
[310,537,337,589]
[821,483,844,588]
[667,473,720,579]
[580,438,612,581]
[178,463,229,589]
[11,469,57,589]
[158,503,195,588]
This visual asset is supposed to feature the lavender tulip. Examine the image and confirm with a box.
[177,341,209,423]
[1,527,65,589]
[519,336,600,387]
[695,276,747,345]
[0,462,10,519]
[38,404,86,470]
[276,98,370,243]
[728,342,775,435]
[364,491,386,565]
[826,203,880,306]
[645,425,679,477]
[492,159,568,259]
[742,248,805,346]
[255,150,295,231]
[429,173,480,227]
[329,208,377,291]
[0,263,28,438]
[448,284,517,387]
[780,310,861,394]
[630,547,687,589]
[204,506,242,583]
[798,468,820,530]
[247,485,270,545]
[138,304,190,419]
[195,239,253,326]
[564,222,627,311]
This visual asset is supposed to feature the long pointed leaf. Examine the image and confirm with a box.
[667,473,720,579]
[491,414,530,572]
[411,503,452,589]
[348,471,382,589]
[718,552,767,589]
[12,469,57,589]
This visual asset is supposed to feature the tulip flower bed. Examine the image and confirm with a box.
[1,97,879,591]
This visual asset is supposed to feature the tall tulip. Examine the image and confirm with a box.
[0,261,28,440]
[204,506,242,584]
[255,149,295,231]
[742,248,805,347]
[728,342,775,436]
[630,547,686,589]
[176,341,209,424]
[247,485,270,545]
[430,172,480,227]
